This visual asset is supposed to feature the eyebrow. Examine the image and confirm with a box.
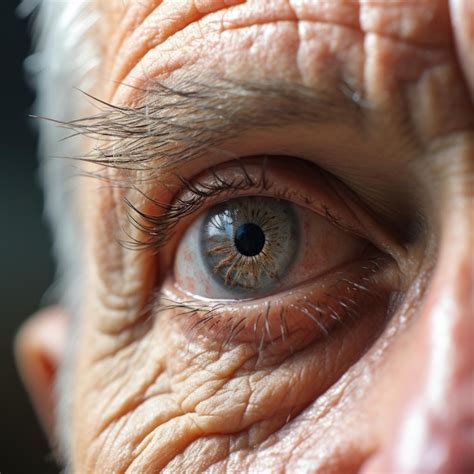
[59,78,367,171]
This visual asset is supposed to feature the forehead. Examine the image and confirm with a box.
[90,1,470,159]
[98,0,452,40]
[97,0,454,55]
[96,0,454,95]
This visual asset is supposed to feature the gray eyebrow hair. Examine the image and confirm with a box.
[57,78,366,172]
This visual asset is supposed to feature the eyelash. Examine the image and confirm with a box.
[122,160,272,251]
[122,158,348,252]
[156,254,390,354]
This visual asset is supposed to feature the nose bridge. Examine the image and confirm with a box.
[389,193,474,472]
[397,249,473,469]
[426,197,473,411]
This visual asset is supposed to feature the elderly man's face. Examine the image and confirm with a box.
[16,1,473,472]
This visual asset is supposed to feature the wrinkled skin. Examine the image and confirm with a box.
[16,1,473,473]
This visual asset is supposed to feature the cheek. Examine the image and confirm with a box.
[73,260,397,473]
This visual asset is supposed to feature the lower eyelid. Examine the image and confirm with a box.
[159,253,398,361]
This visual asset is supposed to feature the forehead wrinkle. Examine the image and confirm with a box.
[101,0,246,102]
[102,0,453,101]
[108,2,458,113]
[101,0,371,103]
[359,0,452,47]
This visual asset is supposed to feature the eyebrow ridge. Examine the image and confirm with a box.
[59,77,366,172]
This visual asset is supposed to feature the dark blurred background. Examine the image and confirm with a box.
[0,1,57,472]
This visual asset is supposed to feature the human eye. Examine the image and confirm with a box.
[175,194,362,299]
[129,156,403,358]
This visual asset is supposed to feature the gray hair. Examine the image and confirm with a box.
[19,0,101,467]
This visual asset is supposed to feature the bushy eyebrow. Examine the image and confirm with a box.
[53,78,367,172]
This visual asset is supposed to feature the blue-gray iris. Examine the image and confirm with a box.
[200,196,299,294]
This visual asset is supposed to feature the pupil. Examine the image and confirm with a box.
[234,222,265,257]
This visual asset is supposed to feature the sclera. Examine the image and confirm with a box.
[174,195,367,300]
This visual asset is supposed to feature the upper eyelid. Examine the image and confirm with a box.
[120,157,405,264]
[122,161,270,251]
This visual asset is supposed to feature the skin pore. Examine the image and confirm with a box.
[16,1,473,473]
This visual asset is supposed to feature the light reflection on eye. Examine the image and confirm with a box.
[200,196,298,296]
